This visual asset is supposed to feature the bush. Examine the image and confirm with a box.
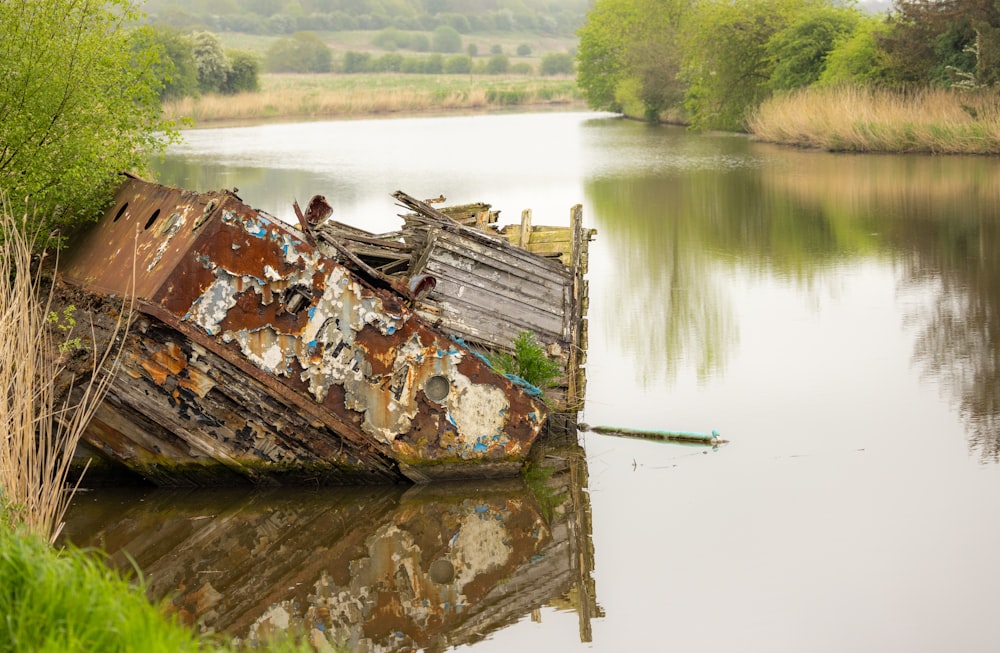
[432,25,462,53]
[517,43,532,56]
[343,50,372,73]
[540,52,575,75]
[485,53,510,74]
[224,50,260,94]
[265,32,332,73]
[443,54,472,74]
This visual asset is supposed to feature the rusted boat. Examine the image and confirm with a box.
[60,176,592,487]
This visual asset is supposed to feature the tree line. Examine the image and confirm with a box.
[142,0,588,37]
[576,0,1000,130]
[147,26,574,98]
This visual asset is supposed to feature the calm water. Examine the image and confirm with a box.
[64,112,1000,652]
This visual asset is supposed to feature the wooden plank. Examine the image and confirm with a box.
[422,249,569,310]
[416,296,570,350]
[425,278,568,337]
[423,229,572,288]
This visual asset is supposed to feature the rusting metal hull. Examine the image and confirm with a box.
[59,176,548,486]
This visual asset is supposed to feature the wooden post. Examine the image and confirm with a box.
[567,204,584,409]
[518,209,532,249]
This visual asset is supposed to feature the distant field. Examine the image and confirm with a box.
[216,29,578,67]
[164,72,584,126]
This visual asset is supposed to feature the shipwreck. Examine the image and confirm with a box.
[59,175,594,486]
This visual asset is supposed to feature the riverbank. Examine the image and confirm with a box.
[164,73,584,126]
[748,85,1000,154]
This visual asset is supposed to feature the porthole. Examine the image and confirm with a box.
[144,208,160,230]
[113,202,129,222]
[424,375,450,402]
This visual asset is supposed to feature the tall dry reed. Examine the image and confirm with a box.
[163,74,582,125]
[0,198,128,542]
[749,85,1000,154]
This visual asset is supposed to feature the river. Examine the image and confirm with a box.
[63,111,1000,652]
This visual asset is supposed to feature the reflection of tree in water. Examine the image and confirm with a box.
[755,147,1000,461]
[588,175,736,387]
[901,220,1000,462]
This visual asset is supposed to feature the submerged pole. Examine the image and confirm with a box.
[578,423,727,446]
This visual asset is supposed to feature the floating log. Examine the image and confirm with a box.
[579,423,727,446]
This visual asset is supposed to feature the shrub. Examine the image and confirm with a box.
[265,32,332,73]
[224,50,260,94]
[540,52,575,75]
[443,54,472,74]
[432,25,462,52]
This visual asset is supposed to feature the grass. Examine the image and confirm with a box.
[163,73,583,126]
[748,85,1000,154]
[0,200,128,543]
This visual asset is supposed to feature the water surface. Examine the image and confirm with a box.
[66,112,1000,652]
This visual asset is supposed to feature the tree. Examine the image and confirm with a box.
[432,25,462,52]
[192,31,231,93]
[0,0,174,245]
[577,0,688,119]
[576,0,640,112]
[767,6,861,91]
[140,26,198,100]
[879,0,1000,87]
[681,0,803,130]
[817,15,892,86]
[264,32,332,72]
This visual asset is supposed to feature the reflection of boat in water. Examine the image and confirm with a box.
[58,176,593,485]
[62,446,599,651]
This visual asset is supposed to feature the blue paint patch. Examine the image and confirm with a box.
[475,504,489,514]
[308,306,316,319]
[473,443,488,453]
[447,414,457,427]
[505,373,543,396]
[387,325,395,335]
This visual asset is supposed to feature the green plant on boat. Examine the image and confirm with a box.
[487,330,562,398]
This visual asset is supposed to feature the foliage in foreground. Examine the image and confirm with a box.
[0,0,177,247]
[0,526,203,653]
